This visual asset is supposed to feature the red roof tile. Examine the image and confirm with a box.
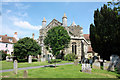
[84,34,90,40]
[0,35,17,43]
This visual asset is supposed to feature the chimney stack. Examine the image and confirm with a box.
[5,34,7,36]
[14,32,18,40]
[32,33,34,40]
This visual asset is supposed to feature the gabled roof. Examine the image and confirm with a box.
[0,35,17,43]
[84,34,90,40]
[87,45,93,53]
[46,19,62,28]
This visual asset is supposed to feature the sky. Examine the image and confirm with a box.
[1,2,108,39]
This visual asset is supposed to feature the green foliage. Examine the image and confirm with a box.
[49,59,61,63]
[0,50,7,60]
[90,4,120,60]
[44,26,70,56]
[107,0,120,12]
[64,53,77,61]
[14,37,41,59]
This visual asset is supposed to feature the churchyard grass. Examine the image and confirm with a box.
[2,64,119,78]
[1,60,73,70]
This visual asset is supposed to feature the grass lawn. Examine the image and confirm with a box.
[1,60,73,70]
[1,64,120,78]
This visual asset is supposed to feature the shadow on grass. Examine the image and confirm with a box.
[43,65,59,68]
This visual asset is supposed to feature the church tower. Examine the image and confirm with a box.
[42,17,46,27]
[62,13,67,27]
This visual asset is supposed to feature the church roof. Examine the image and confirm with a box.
[46,18,62,27]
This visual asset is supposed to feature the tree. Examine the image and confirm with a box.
[44,26,70,65]
[90,4,120,60]
[14,37,41,59]
[0,50,7,60]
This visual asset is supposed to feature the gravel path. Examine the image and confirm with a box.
[0,62,73,73]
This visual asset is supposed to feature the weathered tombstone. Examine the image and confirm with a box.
[23,70,28,78]
[37,55,40,62]
[87,64,92,73]
[28,55,32,63]
[82,63,91,73]
[74,59,79,66]
[82,63,85,72]
[103,61,110,70]
[107,62,115,71]
[116,59,120,72]
[92,60,101,69]
[13,60,17,74]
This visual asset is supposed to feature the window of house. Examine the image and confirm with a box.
[6,44,8,48]
[0,37,2,40]
[9,38,12,42]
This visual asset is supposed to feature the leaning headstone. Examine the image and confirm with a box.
[28,55,32,63]
[92,61,101,69]
[103,61,110,70]
[74,59,79,66]
[13,60,17,74]
[23,70,28,78]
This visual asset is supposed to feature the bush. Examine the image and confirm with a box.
[64,53,77,61]
[48,59,61,63]
[0,50,7,60]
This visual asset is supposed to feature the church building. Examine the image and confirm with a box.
[38,13,92,61]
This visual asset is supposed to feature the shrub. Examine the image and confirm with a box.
[64,53,77,61]
[48,59,61,64]
[0,50,7,60]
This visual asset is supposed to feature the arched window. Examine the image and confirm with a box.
[72,42,77,54]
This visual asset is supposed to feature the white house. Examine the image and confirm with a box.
[0,32,18,55]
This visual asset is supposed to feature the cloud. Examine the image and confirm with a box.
[14,21,42,30]
[3,0,21,2]
[6,10,12,14]
[14,3,30,10]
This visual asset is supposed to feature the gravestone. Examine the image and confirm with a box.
[28,55,32,63]
[82,63,85,72]
[92,61,100,69]
[37,55,40,62]
[104,61,110,70]
[116,59,120,72]
[107,62,115,71]
[87,64,92,73]
[13,60,17,74]
[74,59,79,66]
[103,61,115,71]
[82,63,91,73]
[23,70,28,78]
